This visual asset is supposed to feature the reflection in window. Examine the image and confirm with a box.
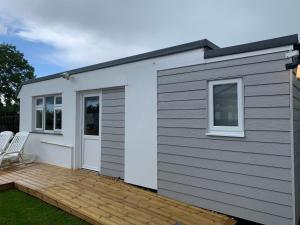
[55,109,62,130]
[36,110,43,129]
[84,96,99,135]
[34,95,62,132]
[213,83,238,126]
[36,98,43,106]
[45,96,54,130]
[55,96,62,105]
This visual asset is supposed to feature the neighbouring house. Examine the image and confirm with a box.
[17,34,300,225]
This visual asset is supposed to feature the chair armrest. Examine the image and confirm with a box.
[0,151,20,157]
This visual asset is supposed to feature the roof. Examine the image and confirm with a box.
[16,39,218,95]
[17,34,299,96]
[204,34,299,59]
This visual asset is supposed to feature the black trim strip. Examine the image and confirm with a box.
[204,34,299,59]
[17,34,299,95]
[286,43,300,70]
[16,39,218,95]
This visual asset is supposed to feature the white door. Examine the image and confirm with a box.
[81,93,101,171]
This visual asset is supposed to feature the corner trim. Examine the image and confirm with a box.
[289,69,296,225]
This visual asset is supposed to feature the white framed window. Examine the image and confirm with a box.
[206,78,244,137]
[54,96,62,132]
[34,95,62,133]
[35,97,44,130]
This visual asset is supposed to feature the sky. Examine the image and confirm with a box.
[0,0,299,77]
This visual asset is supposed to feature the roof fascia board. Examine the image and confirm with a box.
[204,45,294,64]
[16,38,218,97]
[204,34,299,59]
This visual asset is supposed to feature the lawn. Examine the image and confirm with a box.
[0,189,89,225]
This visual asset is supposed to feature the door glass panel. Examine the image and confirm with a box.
[213,83,238,126]
[45,96,54,130]
[84,96,99,135]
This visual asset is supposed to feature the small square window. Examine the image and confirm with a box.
[55,96,62,105]
[36,98,43,106]
[207,78,244,137]
[213,83,238,126]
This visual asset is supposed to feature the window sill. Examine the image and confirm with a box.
[205,131,245,138]
[40,139,72,148]
[30,131,63,136]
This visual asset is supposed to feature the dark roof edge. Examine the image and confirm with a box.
[204,34,299,59]
[16,38,218,96]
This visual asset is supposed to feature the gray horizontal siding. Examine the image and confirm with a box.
[158,180,292,218]
[158,128,290,143]
[158,153,291,180]
[158,58,290,84]
[158,118,290,131]
[157,51,293,225]
[158,107,291,119]
[293,74,300,225]
[101,87,125,179]
[102,106,124,114]
[158,51,288,76]
[244,82,289,96]
[158,171,292,205]
[158,144,291,169]
[102,127,124,135]
[159,162,291,194]
[245,95,290,108]
[244,107,290,119]
[158,136,290,156]
[159,188,292,225]
[158,99,206,110]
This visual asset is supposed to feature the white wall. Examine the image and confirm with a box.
[19,48,205,189]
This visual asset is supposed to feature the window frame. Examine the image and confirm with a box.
[35,98,44,131]
[54,96,62,132]
[33,94,62,133]
[83,94,100,136]
[44,96,55,132]
[206,78,244,137]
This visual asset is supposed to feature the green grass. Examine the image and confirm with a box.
[0,189,90,225]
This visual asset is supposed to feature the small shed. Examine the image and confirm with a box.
[17,34,300,225]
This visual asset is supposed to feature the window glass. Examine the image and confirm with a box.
[84,96,99,135]
[55,109,62,130]
[36,98,43,106]
[45,96,54,130]
[213,83,238,126]
[55,96,62,105]
[36,110,43,129]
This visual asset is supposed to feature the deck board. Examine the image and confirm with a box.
[0,163,236,225]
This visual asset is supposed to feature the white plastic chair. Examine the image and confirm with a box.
[0,131,29,167]
[0,131,14,154]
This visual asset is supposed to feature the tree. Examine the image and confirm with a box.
[0,44,35,112]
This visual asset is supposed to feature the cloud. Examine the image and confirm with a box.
[0,22,7,35]
[16,22,147,67]
[0,0,299,69]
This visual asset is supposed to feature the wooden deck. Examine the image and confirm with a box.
[0,163,236,225]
